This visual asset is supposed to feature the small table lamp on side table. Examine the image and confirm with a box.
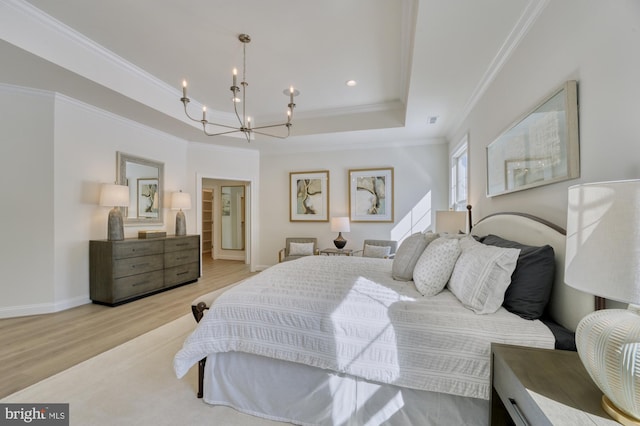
[172,190,192,236]
[435,210,468,234]
[331,217,350,249]
[564,179,640,425]
[100,183,130,241]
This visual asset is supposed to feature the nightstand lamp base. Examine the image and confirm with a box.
[333,233,347,249]
[575,306,640,425]
[603,396,640,426]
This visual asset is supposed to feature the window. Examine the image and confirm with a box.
[450,136,468,211]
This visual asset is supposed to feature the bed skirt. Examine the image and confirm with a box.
[203,351,488,426]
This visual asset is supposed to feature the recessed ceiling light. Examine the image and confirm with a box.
[346,80,357,87]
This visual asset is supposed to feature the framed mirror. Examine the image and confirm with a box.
[116,152,164,226]
[221,186,245,250]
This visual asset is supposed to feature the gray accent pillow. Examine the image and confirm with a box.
[479,234,555,320]
[392,232,439,281]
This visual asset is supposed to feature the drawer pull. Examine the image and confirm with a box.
[132,280,150,287]
[176,243,189,247]
[177,271,189,276]
[508,398,530,426]
[132,263,149,269]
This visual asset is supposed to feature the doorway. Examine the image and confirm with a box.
[201,177,249,263]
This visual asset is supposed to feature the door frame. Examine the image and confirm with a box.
[196,173,253,269]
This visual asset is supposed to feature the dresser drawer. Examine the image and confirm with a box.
[165,236,199,252]
[113,254,163,278]
[165,248,199,268]
[90,236,199,306]
[164,262,200,286]
[113,240,163,259]
[113,270,164,301]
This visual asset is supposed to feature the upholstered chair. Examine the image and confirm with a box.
[278,237,319,262]
[356,239,398,259]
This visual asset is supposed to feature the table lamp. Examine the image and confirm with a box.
[565,179,640,424]
[100,183,130,241]
[172,190,192,236]
[435,210,467,234]
[331,217,350,249]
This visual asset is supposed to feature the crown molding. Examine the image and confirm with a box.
[400,0,419,103]
[447,0,551,140]
[4,0,178,96]
[55,92,188,145]
[0,81,54,98]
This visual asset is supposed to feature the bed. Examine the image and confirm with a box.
[174,213,595,425]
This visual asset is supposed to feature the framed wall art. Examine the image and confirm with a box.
[486,80,579,197]
[289,170,329,222]
[349,167,394,222]
[137,178,159,218]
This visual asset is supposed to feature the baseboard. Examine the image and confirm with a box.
[0,295,91,319]
[54,295,92,312]
[215,254,246,261]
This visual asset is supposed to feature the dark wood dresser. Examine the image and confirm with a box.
[90,235,200,305]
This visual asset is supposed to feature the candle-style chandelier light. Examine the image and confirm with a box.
[180,34,299,142]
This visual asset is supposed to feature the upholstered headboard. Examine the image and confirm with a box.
[471,212,594,332]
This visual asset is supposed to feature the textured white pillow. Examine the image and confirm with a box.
[413,237,461,296]
[288,242,314,256]
[392,232,439,281]
[448,237,520,314]
[363,244,391,258]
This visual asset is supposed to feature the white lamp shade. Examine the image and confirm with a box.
[99,184,130,207]
[565,179,640,423]
[171,191,191,210]
[331,217,350,233]
[565,179,640,304]
[435,210,467,234]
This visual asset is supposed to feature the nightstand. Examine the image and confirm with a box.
[490,343,618,425]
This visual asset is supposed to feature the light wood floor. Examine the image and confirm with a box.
[0,256,255,399]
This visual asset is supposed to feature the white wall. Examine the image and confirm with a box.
[451,0,640,228]
[258,143,449,268]
[51,95,190,311]
[0,85,256,318]
[7,0,635,318]
[0,85,55,315]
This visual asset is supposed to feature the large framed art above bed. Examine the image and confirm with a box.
[174,213,595,426]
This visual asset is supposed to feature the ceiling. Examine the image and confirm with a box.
[2,0,546,152]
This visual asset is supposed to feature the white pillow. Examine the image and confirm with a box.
[288,242,314,256]
[363,244,391,258]
[448,237,520,314]
[413,237,461,296]
[392,232,439,281]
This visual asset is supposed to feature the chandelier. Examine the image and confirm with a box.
[180,34,298,142]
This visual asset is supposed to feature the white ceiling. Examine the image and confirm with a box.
[2,0,547,152]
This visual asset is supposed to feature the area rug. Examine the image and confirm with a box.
[1,313,283,425]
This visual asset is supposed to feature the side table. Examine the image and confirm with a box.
[319,248,353,256]
[490,343,618,425]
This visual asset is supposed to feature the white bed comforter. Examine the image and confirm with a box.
[174,255,554,400]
